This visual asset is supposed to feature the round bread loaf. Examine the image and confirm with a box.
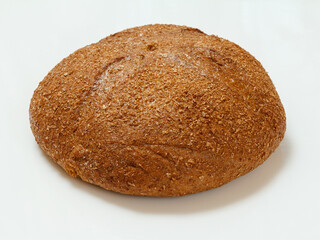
[30,24,286,196]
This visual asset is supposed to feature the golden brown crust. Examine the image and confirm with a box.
[29,24,286,196]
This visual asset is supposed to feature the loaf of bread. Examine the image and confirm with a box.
[29,24,286,196]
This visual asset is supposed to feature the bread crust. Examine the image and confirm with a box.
[29,24,286,196]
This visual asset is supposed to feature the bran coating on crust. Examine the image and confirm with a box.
[29,24,286,196]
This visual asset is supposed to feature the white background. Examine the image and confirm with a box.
[1,0,319,239]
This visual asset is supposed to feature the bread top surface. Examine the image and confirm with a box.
[30,24,286,196]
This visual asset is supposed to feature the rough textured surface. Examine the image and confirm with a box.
[29,24,286,196]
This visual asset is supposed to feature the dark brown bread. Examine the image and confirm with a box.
[29,24,286,196]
